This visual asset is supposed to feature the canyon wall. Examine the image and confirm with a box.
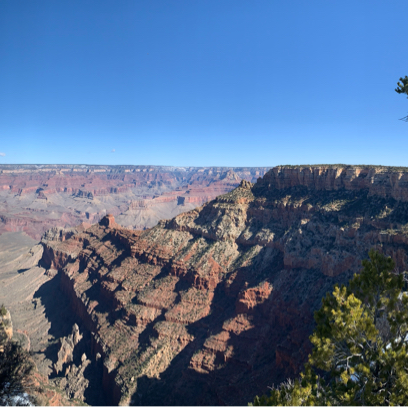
[39,165,408,405]
[262,165,408,200]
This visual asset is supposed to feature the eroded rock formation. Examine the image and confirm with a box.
[39,165,408,405]
[50,324,96,403]
[54,324,83,375]
[0,165,269,240]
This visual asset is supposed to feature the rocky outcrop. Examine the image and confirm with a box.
[50,323,98,403]
[54,337,74,375]
[38,164,408,405]
[56,356,91,401]
[100,214,116,228]
[41,227,78,243]
[53,324,83,375]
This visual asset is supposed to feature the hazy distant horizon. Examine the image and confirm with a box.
[1,162,405,170]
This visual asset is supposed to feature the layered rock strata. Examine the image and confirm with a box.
[40,165,408,405]
[0,165,269,239]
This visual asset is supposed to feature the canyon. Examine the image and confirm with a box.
[3,164,408,405]
[0,165,269,240]
[0,164,268,404]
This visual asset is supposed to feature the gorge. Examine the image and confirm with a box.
[3,164,408,405]
[0,165,269,240]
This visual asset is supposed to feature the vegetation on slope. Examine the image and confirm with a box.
[253,250,408,405]
[0,304,35,406]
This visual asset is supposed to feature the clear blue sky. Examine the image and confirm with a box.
[0,1,407,167]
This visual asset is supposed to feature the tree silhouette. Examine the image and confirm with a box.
[395,76,408,121]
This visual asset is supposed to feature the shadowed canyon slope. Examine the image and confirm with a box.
[0,165,269,239]
[39,165,408,405]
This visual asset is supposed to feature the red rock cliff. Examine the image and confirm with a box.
[40,165,408,405]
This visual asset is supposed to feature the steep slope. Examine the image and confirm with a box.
[0,232,97,405]
[40,165,408,405]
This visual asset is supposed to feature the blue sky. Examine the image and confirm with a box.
[0,1,407,167]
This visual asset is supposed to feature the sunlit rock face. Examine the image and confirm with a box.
[40,165,408,405]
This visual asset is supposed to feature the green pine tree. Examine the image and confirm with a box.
[252,250,408,406]
[395,76,408,121]
[395,76,408,97]
[0,306,35,406]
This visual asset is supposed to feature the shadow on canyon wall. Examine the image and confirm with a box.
[32,238,356,406]
[130,250,356,406]
[33,272,107,405]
